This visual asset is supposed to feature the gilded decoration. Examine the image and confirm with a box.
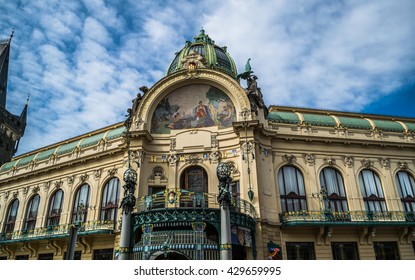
[150,84,236,134]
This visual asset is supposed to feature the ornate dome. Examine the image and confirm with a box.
[166,29,238,79]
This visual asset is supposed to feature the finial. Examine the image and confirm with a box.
[26,94,30,105]
[200,27,205,35]
[10,29,14,40]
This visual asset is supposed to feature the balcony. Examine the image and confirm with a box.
[280,210,415,227]
[0,220,115,244]
[133,190,256,227]
[131,190,258,260]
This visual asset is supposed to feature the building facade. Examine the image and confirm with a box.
[0,30,414,260]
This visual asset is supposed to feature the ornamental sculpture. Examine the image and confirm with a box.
[120,168,137,214]
[217,162,232,206]
[237,59,268,117]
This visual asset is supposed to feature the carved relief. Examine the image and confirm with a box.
[282,154,296,164]
[209,151,221,163]
[170,139,176,152]
[94,169,102,179]
[398,161,408,170]
[343,156,354,167]
[379,158,390,168]
[54,180,63,189]
[32,186,40,194]
[67,176,74,185]
[79,173,89,183]
[324,157,336,166]
[304,154,315,165]
[186,154,202,165]
[167,154,178,165]
[108,167,118,177]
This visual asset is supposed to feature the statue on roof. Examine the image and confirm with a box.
[236,58,253,81]
[238,59,268,117]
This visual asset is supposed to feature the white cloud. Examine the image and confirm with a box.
[1,0,414,155]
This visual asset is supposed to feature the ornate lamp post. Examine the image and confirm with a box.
[66,203,84,260]
[217,162,232,260]
[118,109,138,260]
[240,108,255,202]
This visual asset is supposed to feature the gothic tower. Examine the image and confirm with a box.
[0,32,27,165]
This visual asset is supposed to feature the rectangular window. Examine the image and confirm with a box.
[15,255,29,260]
[0,256,7,260]
[331,242,359,260]
[93,249,113,260]
[38,253,54,260]
[286,242,315,260]
[374,242,399,260]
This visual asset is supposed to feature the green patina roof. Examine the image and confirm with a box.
[267,111,300,124]
[302,113,337,127]
[36,147,58,161]
[105,126,126,140]
[0,125,126,172]
[337,116,372,130]
[0,160,18,172]
[404,122,415,132]
[56,140,81,155]
[371,120,405,132]
[79,132,106,148]
[15,153,37,167]
[166,29,238,79]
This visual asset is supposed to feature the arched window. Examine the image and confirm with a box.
[395,171,415,212]
[358,169,386,212]
[46,189,64,227]
[180,166,208,193]
[71,184,90,223]
[320,167,348,212]
[100,178,121,221]
[4,199,19,232]
[23,195,40,230]
[278,165,307,212]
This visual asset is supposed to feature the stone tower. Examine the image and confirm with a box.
[0,32,27,165]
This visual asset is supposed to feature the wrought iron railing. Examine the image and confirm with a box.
[136,190,256,219]
[0,220,115,243]
[280,210,415,225]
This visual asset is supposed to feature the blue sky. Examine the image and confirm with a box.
[1,0,414,155]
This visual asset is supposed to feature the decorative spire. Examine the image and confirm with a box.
[193,28,214,44]
[0,31,13,108]
[20,94,29,124]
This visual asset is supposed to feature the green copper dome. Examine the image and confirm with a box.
[166,29,238,79]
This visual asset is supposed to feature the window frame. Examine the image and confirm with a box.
[100,177,121,222]
[46,189,64,227]
[71,184,90,224]
[358,169,387,212]
[319,167,349,212]
[4,199,19,232]
[395,171,415,212]
[278,165,307,212]
[23,194,40,231]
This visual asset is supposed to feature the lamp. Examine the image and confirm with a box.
[240,108,254,202]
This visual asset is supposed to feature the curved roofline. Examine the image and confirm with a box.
[10,122,125,161]
[268,105,415,122]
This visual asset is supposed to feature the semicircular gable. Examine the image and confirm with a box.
[134,69,250,133]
